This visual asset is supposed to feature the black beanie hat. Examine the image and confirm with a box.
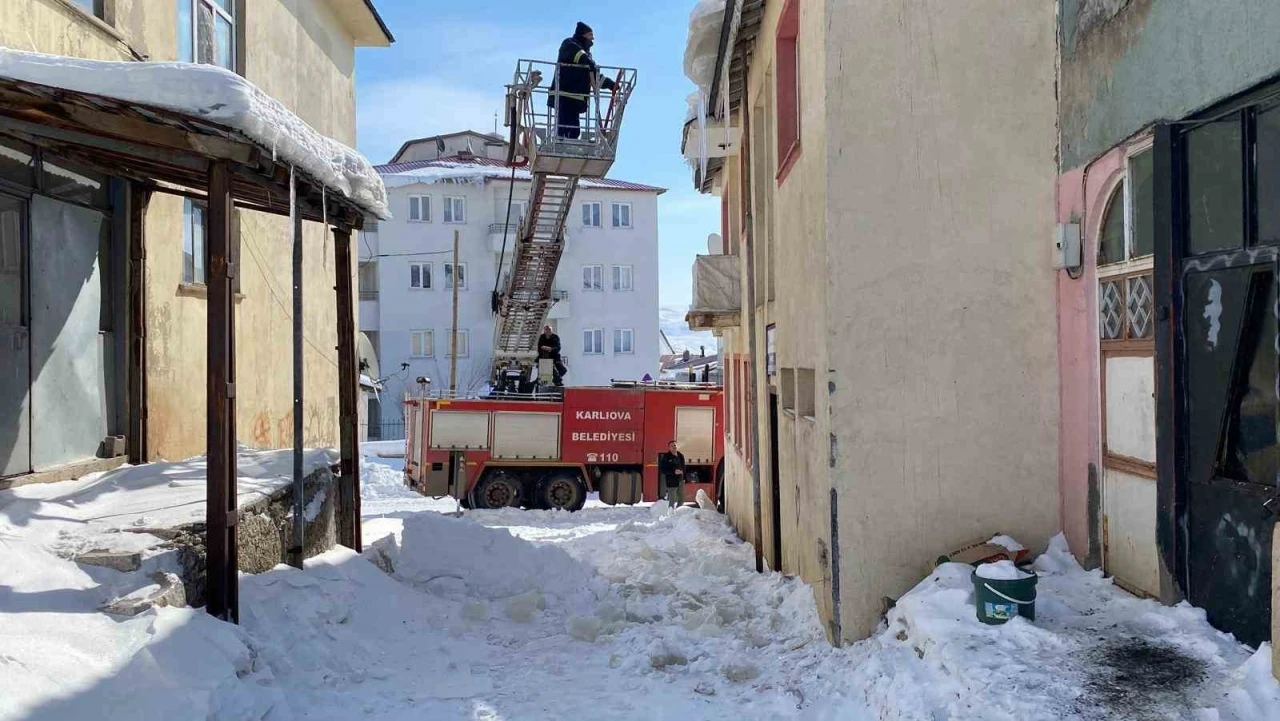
[575,21,592,37]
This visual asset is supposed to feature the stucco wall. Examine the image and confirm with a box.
[127,1,358,460]
[0,0,172,63]
[823,0,1060,640]
[1060,0,1280,169]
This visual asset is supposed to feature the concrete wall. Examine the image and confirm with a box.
[1060,0,1280,168]
[367,176,661,413]
[822,0,1060,640]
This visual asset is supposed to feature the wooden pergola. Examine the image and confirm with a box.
[0,76,371,623]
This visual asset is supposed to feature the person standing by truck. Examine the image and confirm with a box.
[657,440,686,507]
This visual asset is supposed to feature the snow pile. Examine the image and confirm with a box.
[394,511,603,606]
[0,48,388,219]
[988,534,1026,552]
[0,446,337,558]
[358,454,415,501]
[974,559,1033,580]
[0,544,268,720]
[683,0,728,92]
[805,534,1280,721]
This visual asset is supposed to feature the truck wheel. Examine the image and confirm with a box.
[539,472,587,512]
[474,471,521,509]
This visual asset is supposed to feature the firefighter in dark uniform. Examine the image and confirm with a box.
[537,324,566,386]
[549,22,616,138]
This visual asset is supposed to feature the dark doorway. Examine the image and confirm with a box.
[0,193,28,477]
[769,390,782,572]
[1156,98,1279,649]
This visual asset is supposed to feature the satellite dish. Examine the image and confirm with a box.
[357,332,380,380]
[707,233,723,255]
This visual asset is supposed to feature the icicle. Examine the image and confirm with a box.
[696,90,708,185]
[322,187,329,271]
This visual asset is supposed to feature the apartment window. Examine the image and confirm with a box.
[443,196,466,224]
[582,264,603,291]
[610,202,632,229]
[1098,149,1154,266]
[409,262,432,289]
[613,328,634,354]
[582,202,602,227]
[445,329,470,357]
[178,0,236,71]
[445,263,467,290]
[775,0,801,182]
[183,198,206,285]
[358,261,378,299]
[583,328,604,355]
[410,330,433,358]
[612,265,633,291]
[409,195,431,222]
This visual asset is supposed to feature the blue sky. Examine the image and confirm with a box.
[354,0,719,309]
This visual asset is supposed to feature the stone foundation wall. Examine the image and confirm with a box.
[169,465,339,607]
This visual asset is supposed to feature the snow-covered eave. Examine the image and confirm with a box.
[0,48,390,221]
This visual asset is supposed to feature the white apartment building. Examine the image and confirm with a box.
[359,132,663,435]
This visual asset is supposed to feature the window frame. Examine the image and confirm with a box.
[182,197,207,286]
[444,329,469,358]
[444,262,467,290]
[408,195,431,222]
[179,0,237,71]
[613,328,634,355]
[775,0,802,184]
[612,264,633,291]
[610,202,632,229]
[409,261,432,290]
[582,264,604,291]
[582,201,602,227]
[410,329,434,358]
[443,195,466,224]
[583,328,604,355]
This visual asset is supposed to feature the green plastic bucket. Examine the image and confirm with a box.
[971,567,1038,625]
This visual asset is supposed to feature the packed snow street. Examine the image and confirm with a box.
[0,451,1273,720]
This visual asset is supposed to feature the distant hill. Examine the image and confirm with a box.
[659,305,717,355]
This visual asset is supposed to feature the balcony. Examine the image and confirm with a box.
[547,289,570,319]
[489,222,519,253]
[685,255,740,330]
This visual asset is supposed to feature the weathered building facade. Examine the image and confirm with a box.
[683,0,1061,643]
[1056,0,1279,663]
[0,0,392,487]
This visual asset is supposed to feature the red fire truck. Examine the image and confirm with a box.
[403,385,724,511]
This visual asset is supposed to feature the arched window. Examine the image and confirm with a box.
[1098,181,1125,265]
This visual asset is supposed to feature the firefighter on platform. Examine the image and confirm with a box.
[658,440,686,507]
[549,22,616,139]
[537,324,566,386]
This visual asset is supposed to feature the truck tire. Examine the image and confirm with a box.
[539,472,587,512]
[474,471,521,509]
[598,470,619,506]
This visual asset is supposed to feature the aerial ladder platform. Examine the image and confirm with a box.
[492,59,636,393]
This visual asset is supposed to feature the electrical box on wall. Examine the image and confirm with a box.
[1054,223,1081,270]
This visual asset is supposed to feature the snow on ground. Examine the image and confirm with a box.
[0,446,337,557]
[0,48,388,218]
[2,449,1278,720]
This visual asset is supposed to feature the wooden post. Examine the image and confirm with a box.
[450,229,460,394]
[126,185,150,465]
[289,171,305,569]
[206,161,239,622]
[333,226,361,551]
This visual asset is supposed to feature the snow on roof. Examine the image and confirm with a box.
[377,156,666,194]
[684,0,728,93]
[0,48,389,219]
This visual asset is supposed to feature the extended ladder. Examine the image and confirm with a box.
[492,59,636,390]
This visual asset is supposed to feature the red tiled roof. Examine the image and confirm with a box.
[375,155,666,194]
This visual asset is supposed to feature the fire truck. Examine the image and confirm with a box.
[403,384,724,511]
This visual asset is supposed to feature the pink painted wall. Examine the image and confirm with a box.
[1056,149,1126,563]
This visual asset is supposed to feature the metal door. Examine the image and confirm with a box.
[1181,260,1275,647]
[0,195,28,478]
